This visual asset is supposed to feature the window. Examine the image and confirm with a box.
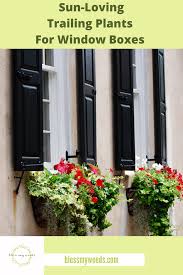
[42,49,75,167]
[42,50,56,163]
[133,50,148,168]
[13,49,86,171]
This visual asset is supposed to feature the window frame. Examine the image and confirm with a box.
[133,49,148,168]
[42,49,74,168]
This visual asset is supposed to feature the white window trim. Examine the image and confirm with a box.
[42,57,56,166]
[43,50,73,169]
[133,50,148,167]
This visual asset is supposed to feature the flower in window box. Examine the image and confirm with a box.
[127,164,183,236]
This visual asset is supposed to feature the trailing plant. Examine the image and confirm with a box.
[74,164,122,231]
[26,169,90,235]
[132,163,183,236]
[26,159,122,235]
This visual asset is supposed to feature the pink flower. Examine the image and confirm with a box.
[54,159,75,174]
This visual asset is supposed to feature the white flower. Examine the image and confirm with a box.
[49,169,58,175]
[72,179,78,185]
[141,158,148,169]
[142,158,148,166]
[135,156,140,161]
[152,163,163,171]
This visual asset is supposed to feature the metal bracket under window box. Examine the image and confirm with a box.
[146,155,155,163]
[65,150,80,161]
[14,171,25,195]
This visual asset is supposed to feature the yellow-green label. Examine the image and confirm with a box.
[1,0,183,48]
[44,236,182,275]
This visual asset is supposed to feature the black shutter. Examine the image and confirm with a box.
[77,50,96,164]
[112,50,135,170]
[13,50,43,171]
[153,49,167,164]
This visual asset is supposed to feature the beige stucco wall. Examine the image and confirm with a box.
[95,49,141,236]
[95,50,125,235]
[164,50,183,235]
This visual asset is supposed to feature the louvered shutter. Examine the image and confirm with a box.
[13,50,43,171]
[77,50,96,164]
[153,49,167,164]
[112,50,135,170]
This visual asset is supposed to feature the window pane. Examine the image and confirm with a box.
[43,102,50,131]
[43,133,51,162]
[42,71,49,100]
[132,51,137,89]
[132,50,136,65]
[133,67,137,89]
[45,50,54,66]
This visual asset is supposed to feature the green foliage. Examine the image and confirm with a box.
[132,165,183,236]
[26,162,123,235]
[26,170,90,236]
[78,167,122,231]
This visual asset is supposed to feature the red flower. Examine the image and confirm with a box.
[176,185,182,192]
[96,179,105,188]
[54,159,75,174]
[177,173,183,180]
[77,177,92,188]
[176,173,183,186]
[179,179,183,185]
[74,168,83,180]
[88,163,100,175]
[109,168,114,173]
[89,188,95,195]
[153,179,158,185]
[139,167,145,171]
[91,197,98,203]
[164,166,173,175]
[77,177,85,187]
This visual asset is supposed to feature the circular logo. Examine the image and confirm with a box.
[9,245,35,266]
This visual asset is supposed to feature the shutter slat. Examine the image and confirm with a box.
[112,50,135,170]
[153,50,167,164]
[13,50,43,171]
[77,50,96,164]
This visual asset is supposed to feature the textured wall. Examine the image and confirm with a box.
[164,50,183,235]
